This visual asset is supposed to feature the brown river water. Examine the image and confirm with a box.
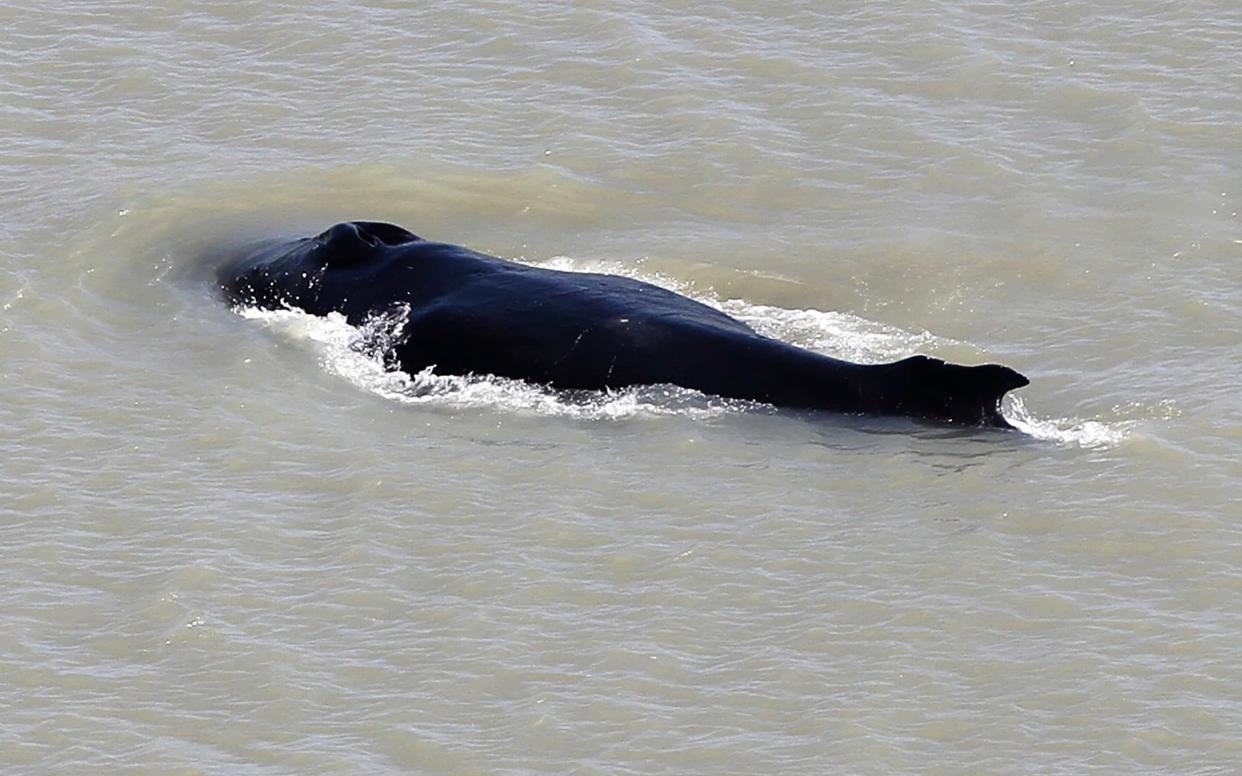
[2,2,1240,773]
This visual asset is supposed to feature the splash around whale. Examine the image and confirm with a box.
[218,221,1029,427]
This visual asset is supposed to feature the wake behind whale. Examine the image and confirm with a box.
[218,221,1029,428]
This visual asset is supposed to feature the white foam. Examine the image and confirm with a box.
[237,304,750,421]
[529,256,948,362]
[719,301,945,364]
[1003,395,1136,449]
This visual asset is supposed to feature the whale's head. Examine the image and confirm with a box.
[218,221,421,314]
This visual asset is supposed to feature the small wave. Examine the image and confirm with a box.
[1003,395,1136,449]
[719,301,945,364]
[529,256,950,362]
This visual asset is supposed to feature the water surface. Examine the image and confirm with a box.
[2,2,1240,773]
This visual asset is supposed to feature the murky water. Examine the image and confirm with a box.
[2,2,1240,773]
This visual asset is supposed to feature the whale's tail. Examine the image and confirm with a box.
[887,355,1029,428]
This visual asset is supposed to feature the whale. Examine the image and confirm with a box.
[218,221,1029,427]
